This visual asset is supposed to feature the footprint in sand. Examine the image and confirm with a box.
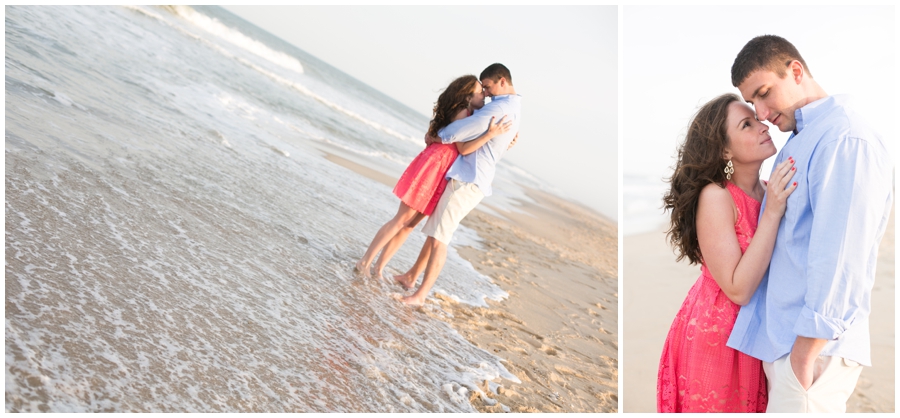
[524,338,543,349]
[511,346,528,355]
[549,372,565,383]
[855,377,873,389]
[495,274,512,284]
[497,386,522,399]
[554,364,583,378]
[502,313,524,325]
[540,344,561,357]
[515,327,545,348]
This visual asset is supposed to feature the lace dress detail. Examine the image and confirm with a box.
[657,181,767,412]
[392,143,459,216]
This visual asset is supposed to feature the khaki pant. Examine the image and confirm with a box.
[422,179,483,244]
[763,354,863,413]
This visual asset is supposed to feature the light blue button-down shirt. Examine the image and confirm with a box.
[726,95,893,366]
[438,94,522,196]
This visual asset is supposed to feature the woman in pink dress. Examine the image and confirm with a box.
[657,93,798,412]
[355,75,512,279]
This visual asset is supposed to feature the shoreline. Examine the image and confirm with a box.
[623,207,894,413]
[324,152,619,412]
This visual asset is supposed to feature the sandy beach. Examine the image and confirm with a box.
[623,207,895,413]
[327,155,619,412]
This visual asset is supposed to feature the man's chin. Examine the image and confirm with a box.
[779,123,797,133]
[774,120,795,133]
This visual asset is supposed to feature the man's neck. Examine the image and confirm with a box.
[494,87,516,97]
[798,80,827,109]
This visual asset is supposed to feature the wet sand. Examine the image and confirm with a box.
[623,207,894,413]
[326,153,619,412]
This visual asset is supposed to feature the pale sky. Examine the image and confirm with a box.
[224,6,619,221]
[624,6,896,182]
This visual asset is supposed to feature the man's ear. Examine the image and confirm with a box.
[789,60,804,84]
[499,77,507,87]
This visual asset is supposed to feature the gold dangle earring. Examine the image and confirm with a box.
[724,160,734,180]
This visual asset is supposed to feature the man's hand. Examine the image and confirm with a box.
[507,132,519,150]
[789,336,829,390]
[424,133,440,145]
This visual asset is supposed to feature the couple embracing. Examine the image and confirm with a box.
[355,63,521,306]
[658,35,893,412]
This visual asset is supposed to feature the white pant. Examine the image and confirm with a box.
[763,354,863,413]
[422,179,483,244]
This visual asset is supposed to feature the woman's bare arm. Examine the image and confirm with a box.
[455,115,512,156]
[696,159,797,305]
[424,108,471,145]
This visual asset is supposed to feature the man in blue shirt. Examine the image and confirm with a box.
[726,35,893,412]
[401,63,522,306]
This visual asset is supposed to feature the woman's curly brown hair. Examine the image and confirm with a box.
[427,75,479,138]
[663,93,740,265]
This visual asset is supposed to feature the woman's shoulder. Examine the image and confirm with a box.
[451,107,470,122]
[698,182,736,213]
[699,181,729,198]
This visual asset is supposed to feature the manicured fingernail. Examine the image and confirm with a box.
[793,182,797,186]
[792,167,796,171]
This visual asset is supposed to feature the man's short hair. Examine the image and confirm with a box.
[731,35,811,87]
[480,63,513,85]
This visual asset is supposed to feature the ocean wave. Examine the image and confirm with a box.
[123,5,421,148]
[162,5,305,75]
[235,56,422,146]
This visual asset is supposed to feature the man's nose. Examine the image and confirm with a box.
[755,105,770,122]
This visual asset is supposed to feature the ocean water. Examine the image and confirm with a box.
[3,6,551,412]
[623,173,670,236]
[624,164,784,237]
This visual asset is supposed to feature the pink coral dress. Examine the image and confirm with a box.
[393,111,472,216]
[657,181,768,413]
[392,143,458,215]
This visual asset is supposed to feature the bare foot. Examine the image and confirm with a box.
[393,272,416,289]
[401,294,426,306]
[354,260,371,279]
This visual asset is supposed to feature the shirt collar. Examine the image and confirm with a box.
[793,94,850,135]
[483,93,521,107]
[487,93,521,101]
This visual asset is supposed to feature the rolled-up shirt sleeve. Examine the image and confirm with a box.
[793,136,883,340]
[438,102,503,144]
